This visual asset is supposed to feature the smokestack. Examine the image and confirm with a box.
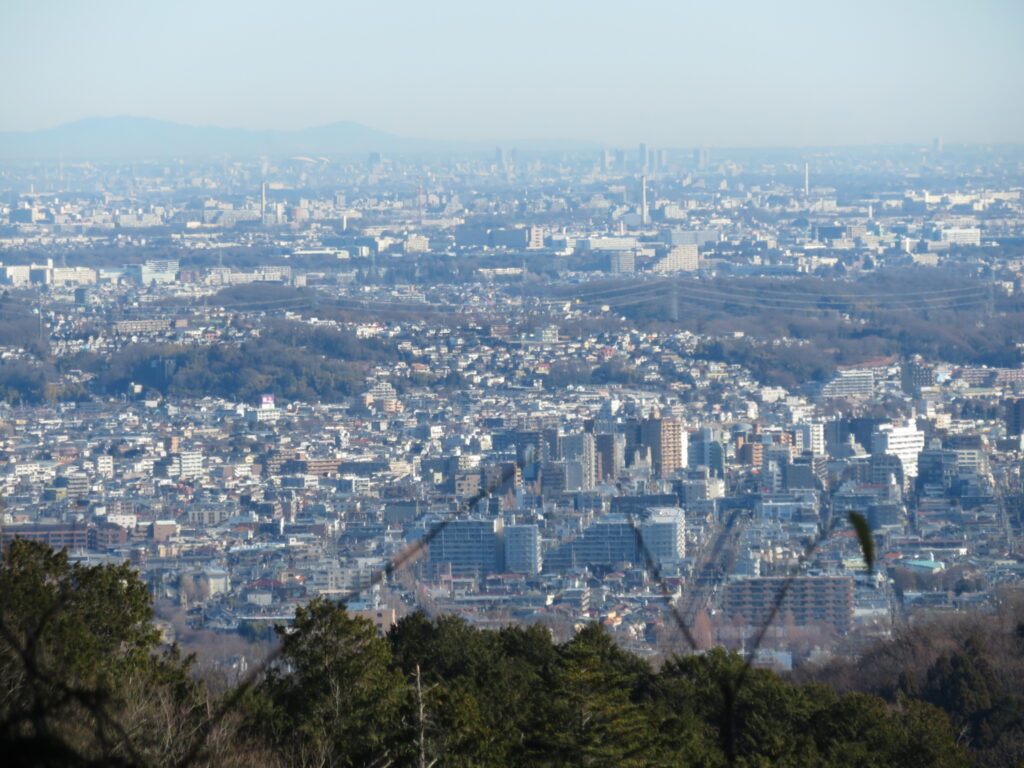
[803,163,809,196]
[640,175,649,226]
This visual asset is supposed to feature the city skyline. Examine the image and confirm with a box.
[3,2,1024,762]
[2,107,1024,765]
[8,114,1022,163]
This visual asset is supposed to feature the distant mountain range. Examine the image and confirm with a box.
[0,116,598,160]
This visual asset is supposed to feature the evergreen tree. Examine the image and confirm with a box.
[0,539,214,767]
[526,624,653,768]
[247,598,406,768]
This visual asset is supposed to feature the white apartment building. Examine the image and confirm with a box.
[870,421,926,479]
[653,244,699,272]
[641,508,686,563]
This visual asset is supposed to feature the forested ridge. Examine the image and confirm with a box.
[61,320,411,404]
[4,269,1024,402]
[4,541,1024,767]
[562,270,1024,387]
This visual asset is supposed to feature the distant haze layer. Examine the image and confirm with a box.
[0,117,602,161]
[1,0,1022,146]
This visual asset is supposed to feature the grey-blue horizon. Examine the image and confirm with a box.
[2,0,1022,147]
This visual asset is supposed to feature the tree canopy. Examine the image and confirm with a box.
[0,546,998,768]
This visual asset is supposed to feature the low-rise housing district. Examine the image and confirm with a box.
[1,143,1022,670]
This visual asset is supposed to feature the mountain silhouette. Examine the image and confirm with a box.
[0,116,596,160]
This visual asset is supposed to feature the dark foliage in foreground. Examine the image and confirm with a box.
[799,597,1024,768]
[7,541,1023,766]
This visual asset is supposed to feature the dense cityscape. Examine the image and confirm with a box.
[3,0,1023,763]
[0,138,1022,676]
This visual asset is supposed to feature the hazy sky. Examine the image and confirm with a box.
[2,0,1022,146]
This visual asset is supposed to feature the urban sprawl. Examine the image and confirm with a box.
[1,142,1023,671]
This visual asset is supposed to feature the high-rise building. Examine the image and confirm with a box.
[596,433,626,481]
[677,467,725,504]
[404,234,430,253]
[641,417,686,477]
[609,251,636,275]
[663,228,719,247]
[916,446,959,492]
[722,576,854,635]
[562,432,597,489]
[540,462,567,496]
[125,259,179,285]
[870,421,925,481]
[820,367,875,398]
[504,524,542,574]
[785,454,826,491]
[544,515,637,570]
[653,244,699,272]
[545,508,683,572]
[165,450,203,479]
[940,228,981,246]
[515,430,546,474]
[761,445,792,493]
[640,175,649,226]
[482,461,520,495]
[901,358,934,395]
[654,148,668,172]
[795,422,826,456]
[1005,398,1024,436]
[688,428,723,477]
[639,508,685,563]
[430,517,504,575]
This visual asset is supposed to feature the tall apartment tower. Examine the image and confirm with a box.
[901,358,934,396]
[596,433,626,481]
[640,508,686,563]
[641,417,686,477]
[1006,398,1024,436]
[561,432,598,490]
[870,421,925,481]
[504,524,542,574]
[609,251,636,275]
[640,175,649,226]
[795,422,826,456]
